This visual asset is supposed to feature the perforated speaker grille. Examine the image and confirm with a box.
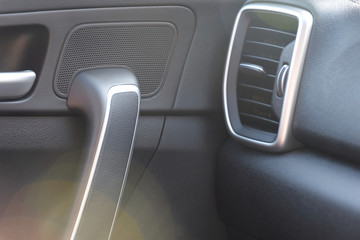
[54,23,177,98]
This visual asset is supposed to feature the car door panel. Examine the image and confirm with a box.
[0,1,244,239]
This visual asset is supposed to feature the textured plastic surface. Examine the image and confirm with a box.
[0,116,84,151]
[112,116,228,240]
[218,139,360,240]
[121,115,165,206]
[0,0,246,112]
[0,6,194,113]
[55,23,176,98]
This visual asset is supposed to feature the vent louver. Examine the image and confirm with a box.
[237,16,297,134]
[223,3,313,151]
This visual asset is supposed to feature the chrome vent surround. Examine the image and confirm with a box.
[238,19,297,134]
[223,3,313,151]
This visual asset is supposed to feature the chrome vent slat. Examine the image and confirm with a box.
[238,99,277,120]
[243,54,280,64]
[238,83,273,93]
[239,113,279,126]
[238,82,273,106]
[238,97,272,108]
[241,56,279,75]
[246,26,296,48]
[245,40,285,50]
[249,26,296,37]
[243,42,283,62]
[239,73,275,90]
[239,113,279,133]
[242,54,280,64]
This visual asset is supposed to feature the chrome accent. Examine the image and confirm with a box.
[239,62,267,77]
[277,64,290,97]
[0,70,36,100]
[69,84,140,240]
[223,3,313,151]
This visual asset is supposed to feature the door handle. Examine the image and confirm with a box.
[0,70,36,100]
[66,68,140,240]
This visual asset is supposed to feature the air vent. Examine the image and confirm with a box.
[223,3,313,151]
[238,18,297,134]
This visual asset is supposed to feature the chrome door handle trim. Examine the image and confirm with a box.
[66,68,140,240]
[0,70,36,100]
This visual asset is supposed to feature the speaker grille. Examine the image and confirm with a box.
[55,23,177,98]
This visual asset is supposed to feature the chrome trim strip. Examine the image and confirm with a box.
[223,3,313,151]
[239,62,267,77]
[69,84,140,240]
